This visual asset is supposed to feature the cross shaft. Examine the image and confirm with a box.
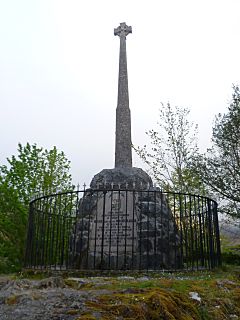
[114,22,132,168]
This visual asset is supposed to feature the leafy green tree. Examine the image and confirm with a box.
[193,86,240,217]
[0,143,73,271]
[43,146,73,194]
[134,102,202,193]
[1,143,73,206]
[0,179,27,272]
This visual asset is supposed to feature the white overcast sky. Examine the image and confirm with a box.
[0,0,240,187]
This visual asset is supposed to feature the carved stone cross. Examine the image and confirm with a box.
[114,22,132,168]
[114,22,132,38]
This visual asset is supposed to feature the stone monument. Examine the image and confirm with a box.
[90,22,151,189]
[71,23,180,270]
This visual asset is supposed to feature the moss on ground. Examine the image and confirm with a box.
[10,266,240,319]
[87,288,200,320]
[73,267,240,320]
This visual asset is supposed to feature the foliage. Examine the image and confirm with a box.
[192,86,240,217]
[134,102,203,194]
[0,143,73,206]
[0,181,27,272]
[220,223,240,265]
[221,244,240,265]
[0,143,73,272]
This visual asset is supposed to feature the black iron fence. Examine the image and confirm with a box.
[24,188,221,271]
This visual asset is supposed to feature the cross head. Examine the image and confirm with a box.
[114,22,132,38]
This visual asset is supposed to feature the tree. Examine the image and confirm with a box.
[0,143,73,206]
[134,102,202,194]
[0,143,73,271]
[0,180,27,272]
[193,86,240,217]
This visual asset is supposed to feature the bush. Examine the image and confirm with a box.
[221,245,240,265]
[0,183,27,273]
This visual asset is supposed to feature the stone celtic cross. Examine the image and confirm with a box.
[114,22,132,168]
[114,22,132,38]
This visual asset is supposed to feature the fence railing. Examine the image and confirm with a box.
[24,188,221,271]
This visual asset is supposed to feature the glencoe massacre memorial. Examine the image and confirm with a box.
[24,23,221,271]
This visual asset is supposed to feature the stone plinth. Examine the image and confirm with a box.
[90,167,152,190]
[71,168,181,270]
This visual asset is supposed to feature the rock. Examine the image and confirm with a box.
[90,167,153,190]
[0,275,103,319]
[1,279,32,292]
[189,291,201,302]
[36,277,65,289]
[117,276,135,281]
